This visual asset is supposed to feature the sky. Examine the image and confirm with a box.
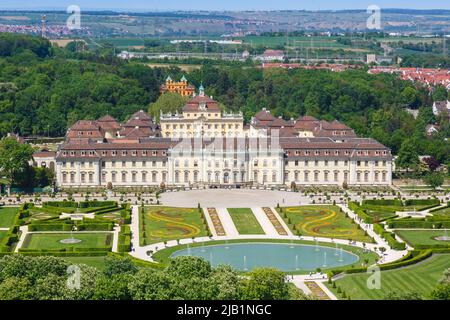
[1,0,450,11]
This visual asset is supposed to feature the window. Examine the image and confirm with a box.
[112,161,116,168]
[357,172,361,182]
[89,173,93,183]
[81,172,85,183]
[184,171,189,183]
[142,172,147,182]
[112,172,116,182]
[375,171,379,182]
[334,160,338,166]
[334,171,338,182]
[132,172,136,182]
[70,173,75,183]
[194,171,198,182]
[122,161,126,167]
[142,161,146,167]
[382,172,386,182]
[132,161,136,167]
[122,172,126,182]
[314,171,319,182]
[295,160,299,166]
[175,171,179,183]
[324,171,329,182]
[152,172,157,182]
[62,173,67,183]
[272,171,276,182]
[304,171,309,182]
[364,172,369,182]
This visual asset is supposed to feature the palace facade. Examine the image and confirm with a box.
[47,87,393,189]
[159,76,195,97]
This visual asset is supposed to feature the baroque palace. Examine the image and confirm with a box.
[39,84,393,189]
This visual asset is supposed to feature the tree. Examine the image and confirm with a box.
[423,156,440,172]
[148,92,188,121]
[128,269,173,300]
[383,291,423,300]
[103,256,138,277]
[423,172,444,190]
[240,268,290,300]
[431,268,450,300]
[395,139,420,171]
[0,137,34,193]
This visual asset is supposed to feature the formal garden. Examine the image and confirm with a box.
[0,201,131,257]
[349,198,441,223]
[227,208,264,235]
[0,207,18,228]
[326,254,450,300]
[140,206,210,246]
[275,205,372,242]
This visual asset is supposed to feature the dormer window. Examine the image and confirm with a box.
[152,150,157,156]
[89,151,94,156]
[81,151,86,156]
[142,151,147,156]
[132,150,137,156]
[122,151,127,156]
[314,150,319,155]
[70,151,75,156]
[102,151,107,156]
[112,151,117,156]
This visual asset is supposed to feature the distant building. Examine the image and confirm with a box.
[242,50,250,59]
[159,76,195,97]
[425,124,440,136]
[432,101,450,121]
[32,149,56,171]
[160,85,244,138]
[255,50,285,62]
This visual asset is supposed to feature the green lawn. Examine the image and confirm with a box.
[0,207,18,228]
[64,256,107,270]
[227,208,264,235]
[142,206,209,245]
[0,230,7,242]
[395,230,450,246]
[277,206,372,243]
[326,254,450,300]
[22,233,112,250]
[431,206,450,216]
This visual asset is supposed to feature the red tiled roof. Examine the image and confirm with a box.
[182,95,220,112]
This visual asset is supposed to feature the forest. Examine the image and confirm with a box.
[0,33,449,169]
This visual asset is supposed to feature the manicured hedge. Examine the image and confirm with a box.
[120,205,132,224]
[373,223,385,235]
[382,231,406,250]
[348,201,374,223]
[28,221,114,232]
[79,200,117,208]
[388,219,450,229]
[43,201,77,208]
[363,199,403,206]
[118,225,131,253]
[404,199,440,207]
